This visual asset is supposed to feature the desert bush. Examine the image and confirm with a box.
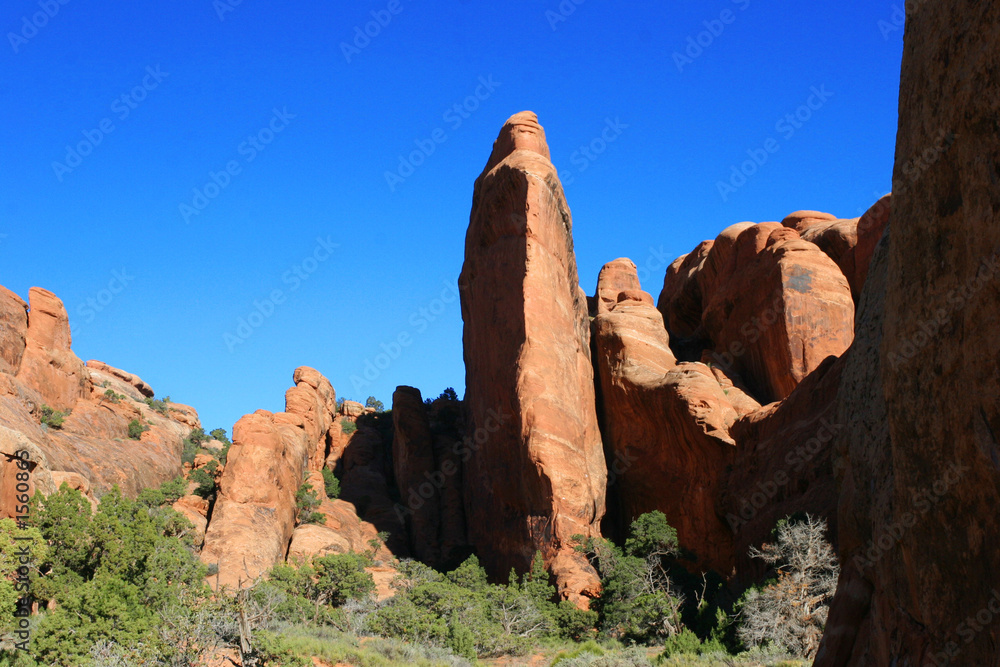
[210,427,232,464]
[190,463,217,499]
[577,511,684,644]
[102,389,126,404]
[144,396,170,416]
[127,419,147,440]
[736,515,839,659]
[295,481,326,525]
[341,420,358,435]
[321,467,341,499]
[39,405,68,429]
[25,486,208,665]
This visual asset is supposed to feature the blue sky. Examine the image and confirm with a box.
[0,0,904,435]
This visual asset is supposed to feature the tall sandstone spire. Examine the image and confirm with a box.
[459,111,607,606]
[817,2,1000,664]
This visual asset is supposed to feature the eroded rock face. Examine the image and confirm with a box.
[592,259,740,573]
[16,287,88,411]
[702,223,854,403]
[0,287,27,375]
[0,287,202,514]
[720,354,843,579]
[460,111,606,605]
[392,386,440,564]
[818,2,1000,663]
[200,367,336,589]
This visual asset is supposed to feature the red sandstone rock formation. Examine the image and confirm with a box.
[780,198,892,303]
[460,111,606,605]
[701,223,854,403]
[0,286,202,515]
[201,367,343,589]
[719,354,842,578]
[392,386,439,564]
[16,287,88,411]
[591,259,742,573]
[818,2,1000,662]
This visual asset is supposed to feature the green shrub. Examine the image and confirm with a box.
[180,427,208,465]
[26,486,207,665]
[659,629,702,657]
[103,389,125,404]
[368,553,577,659]
[187,427,208,446]
[551,640,605,665]
[210,427,232,464]
[296,481,326,525]
[321,467,341,499]
[341,420,357,435]
[127,419,147,440]
[189,465,216,499]
[576,511,684,644]
[144,396,169,415]
[365,396,385,412]
[39,405,68,429]
[315,553,376,606]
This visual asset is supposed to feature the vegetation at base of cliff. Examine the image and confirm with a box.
[181,427,209,464]
[38,405,69,429]
[0,496,835,666]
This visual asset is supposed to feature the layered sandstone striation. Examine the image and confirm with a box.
[460,111,607,605]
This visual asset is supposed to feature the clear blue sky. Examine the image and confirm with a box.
[0,0,903,435]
